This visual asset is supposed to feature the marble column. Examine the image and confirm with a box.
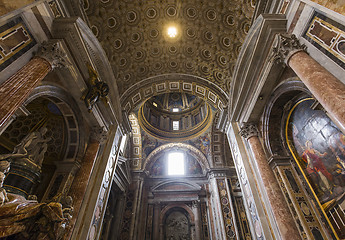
[192,200,202,240]
[64,127,107,239]
[240,124,301,240]
[272,33,345,133]
[0,41,70,129]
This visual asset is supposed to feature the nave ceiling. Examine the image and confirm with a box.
[83,0,255,95]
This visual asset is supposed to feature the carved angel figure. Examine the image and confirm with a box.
[82,63,110,112]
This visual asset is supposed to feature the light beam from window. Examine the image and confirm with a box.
[168,152,185,175]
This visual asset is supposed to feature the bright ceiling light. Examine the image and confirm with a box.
[167,26,178,38]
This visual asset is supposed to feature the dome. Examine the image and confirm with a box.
[138,93,212,141]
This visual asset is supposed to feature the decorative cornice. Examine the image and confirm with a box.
[91,126,108,143]
[271,33,307,66]
[239,123,259,140]
[207,168,233,179]
[36,41,71,69]
[268,154,292,169]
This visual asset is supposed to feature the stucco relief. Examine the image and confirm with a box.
[165,211,191,240]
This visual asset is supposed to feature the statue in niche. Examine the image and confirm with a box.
[82,63,109,112]
[0,132,73,238]
[9,127,51,167]
[0,127,51,203]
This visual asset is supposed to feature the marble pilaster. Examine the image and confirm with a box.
[192,200,202,240]
[240,124,301,240]
[272,33,345,133]
[64,127,107,239]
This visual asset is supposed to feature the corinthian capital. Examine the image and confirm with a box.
[271,33,307,66]
[239,124,258,140]
[36,41,71,69]
[91,126,108,144]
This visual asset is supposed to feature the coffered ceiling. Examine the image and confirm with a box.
[83,0,255,95]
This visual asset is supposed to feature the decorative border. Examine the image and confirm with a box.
[275,165,328,239]
[217,179,236,239]
[303,11,345,70]
[129,113,141,169]
[121,78,226,114]
[0,17,36,71]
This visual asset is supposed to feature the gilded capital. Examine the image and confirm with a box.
[271,33,307,66]
[239,124,258,140]
[36,41,71,69]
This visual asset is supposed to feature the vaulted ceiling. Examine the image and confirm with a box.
[83,0,255,95]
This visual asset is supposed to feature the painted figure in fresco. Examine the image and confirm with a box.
[198,133,211,158]
[328,133,345,188]
[329,133,345,170]
[151,159,163,176]
[188,158,202,175]
[302,141,333,195]
[142,134,158,158]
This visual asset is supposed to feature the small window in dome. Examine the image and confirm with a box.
[172,108,180,112]
[153,102,158,107]
[168,152,185,175]
[173,121,179,130]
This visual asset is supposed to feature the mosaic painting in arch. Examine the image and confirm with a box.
[188,129,212,161]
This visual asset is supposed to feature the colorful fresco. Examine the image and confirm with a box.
[187,157,203,175]
[286,98,345,238]
[142,132,159,159]
[151,158,164,176]
[188,131,211,160]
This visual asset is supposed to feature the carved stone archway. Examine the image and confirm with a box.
[120,74,229,114]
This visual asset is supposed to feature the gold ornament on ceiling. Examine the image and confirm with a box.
[83,0,254,95]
